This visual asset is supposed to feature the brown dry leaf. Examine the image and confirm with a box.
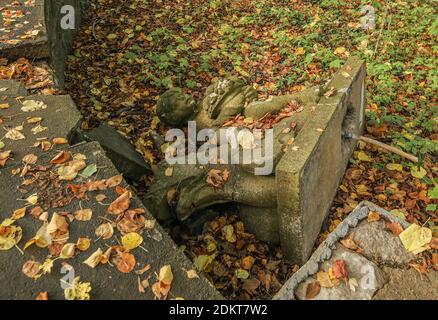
[387,222,404,236]
[74,209,92,221]
[95,194,106,202]
[135,264,151,275]
[242,278,260,294]
[0,150,12,167]
[367,211,380,222]
[117,252,136,273]
[166,188,178,205]
[22,153,37,164]
[206,169,230,189]
[429,238,438,250]
[305,281,321,299]
[108,191,131,215]
[22,260,41,279]
[47,213,69,235]
[106,174,123,188]
[76,237,91,251]
[95,223,114,240]
[432,253,438,267]
[242,256,255,270]
[36,292,48,300]
[340,234,358,250]
[50,151,71,164]
[12,207,26,220]
[83,248,103,268]
[137,276,145,293]
[410,260,428,275]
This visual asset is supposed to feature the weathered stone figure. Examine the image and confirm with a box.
[145,57,366,264]
[145,78,322,221]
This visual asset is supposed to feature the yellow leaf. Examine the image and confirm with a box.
[60,243,76,259]
[12,207,26,220]
[334,46,346,55]
[357,151,371,162]
[399,224,432,254]
[76,238,91,251]
[26,194,38,205]
[159,265,173,286]
[295,47,306,55]
[121,232,143,250]
[386,163,403,172]
[221,225,236,243]
[317,270,334,288]
[410,166,426,179]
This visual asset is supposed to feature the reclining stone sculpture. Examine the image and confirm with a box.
[144,56,366,264]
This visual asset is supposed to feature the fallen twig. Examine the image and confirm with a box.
[359,135,419,163]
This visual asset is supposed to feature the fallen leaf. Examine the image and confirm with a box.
[117,252,136,273]
[12,207,26,220]
[305,281,321,299]
[399,224,432,254]
[76,237,91,251]
[222,225,236,243]
[242,256,255,270]
[121,232,143,250]
[22,260,41,279]
[95,223,114,240]
[83,248,103,268]
[331,260,349,280]
[186,269,199,279]
[21,100,47,112]
[387,222,404,236]
[316,270,333,288]
[36,292,48,300]
[74,209,92,221]
[367,211,380,222]
[50,151,71,164]
[108,191,131,215]
[135,264,151,275]
[60,243,75,259]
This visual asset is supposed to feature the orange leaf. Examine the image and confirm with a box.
[108,191,131,215]
[387,222,404,236]
[116,252,136,273]
[50,151,71,164]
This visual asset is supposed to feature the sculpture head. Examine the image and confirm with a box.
[156,88,198,127]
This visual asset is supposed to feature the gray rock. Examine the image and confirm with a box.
[0,80,28,96]
[79,123,151,182]
[295,246,387,300]
[373,267,438,300]
[352,220,415,267]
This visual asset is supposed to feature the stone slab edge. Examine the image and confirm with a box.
[273,201,410,300]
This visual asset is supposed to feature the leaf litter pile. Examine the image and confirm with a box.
[170,212,298,299]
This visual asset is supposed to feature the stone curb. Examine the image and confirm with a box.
[273,201,410,300]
